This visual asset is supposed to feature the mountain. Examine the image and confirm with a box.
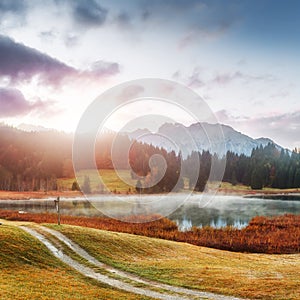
[126,122,284,157]
[17,123,51,132]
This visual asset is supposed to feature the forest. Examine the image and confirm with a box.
[0,125,299,192]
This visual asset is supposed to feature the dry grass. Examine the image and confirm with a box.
[216,181,300,195]
[0,222,151,300]
[0,210,299,254]
[0,190,82,200]
[48,224,300,300]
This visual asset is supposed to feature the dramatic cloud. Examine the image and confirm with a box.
[0,35,76,86]
[0,88,46,117]
[0,35,120,87]
[72,0,108,27]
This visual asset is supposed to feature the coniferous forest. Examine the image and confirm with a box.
[0,125,299,192]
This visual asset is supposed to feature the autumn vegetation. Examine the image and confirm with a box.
[0,210,298,254]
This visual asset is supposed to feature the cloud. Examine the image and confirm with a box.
[175,67,277,89]
[187,68,205,88]
[64,32,79,47]
[88,60,120,77]
[178,22,231,49]
[210,71,276,85]
[0,0,27,14]
[211,71,244,85]
[244,112,300,149]
[72,0,108,27]
[137,0,238,48]
[114,11,132,27]
[0,0,28,27]
[215,109,300,150]
[0,34,76,86]
[0,35,120,87]
[139,0,205,17]
[0,88,46,117]
[38,30,57,42]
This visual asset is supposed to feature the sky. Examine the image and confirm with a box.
[0,0,299,149]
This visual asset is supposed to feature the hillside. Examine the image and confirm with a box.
[0,220,299,300]
[0,222,137,300]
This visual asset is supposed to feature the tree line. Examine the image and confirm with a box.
[223,143,300,189]
[0,125,299,192]
[184,143,300,191]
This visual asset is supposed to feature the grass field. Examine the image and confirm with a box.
[58,169,136,194]
[1,219,299,299]
[215,181,300,194]
[0,221,151,300]
[46,224,300,300]
[57,169,300,195]
[1,210,299,254]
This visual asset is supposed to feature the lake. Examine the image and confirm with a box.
[0,194,299,230]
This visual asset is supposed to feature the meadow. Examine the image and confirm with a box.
[0,220,299,300]
[57,169,300,195]
[0,223,149,300]
[57,169,136,194]
[48,223,300,300]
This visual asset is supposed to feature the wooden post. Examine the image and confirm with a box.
[54,196,60,225]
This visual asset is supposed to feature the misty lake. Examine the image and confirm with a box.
[1,194,299,230]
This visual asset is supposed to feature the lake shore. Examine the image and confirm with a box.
[0,186,300,200]
[0,190,83,200]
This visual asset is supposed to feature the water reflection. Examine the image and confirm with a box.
[169,194,300,230]
[0,194,299,230]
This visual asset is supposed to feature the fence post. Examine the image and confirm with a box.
[54,196,60,225]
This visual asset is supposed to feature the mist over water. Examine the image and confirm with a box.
[1,194,299,230]
[170,194,300,230]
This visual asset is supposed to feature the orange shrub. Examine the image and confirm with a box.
[0,210,299,254]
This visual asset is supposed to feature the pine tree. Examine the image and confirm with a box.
[251,168,263,190]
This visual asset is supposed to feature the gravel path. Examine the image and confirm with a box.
[21,226,244,300]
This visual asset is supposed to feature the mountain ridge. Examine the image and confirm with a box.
[126,121,285,157]
[0,122,286,157]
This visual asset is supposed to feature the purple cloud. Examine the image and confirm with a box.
[0,88,46,117]
[0,35,120,87]
[0,35,76,86]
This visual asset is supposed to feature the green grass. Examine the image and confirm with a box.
[0,222,151,300]
[47,224,300,300]
[58,169,300,195]
[214,181,300,193]
[58,169,136,194]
